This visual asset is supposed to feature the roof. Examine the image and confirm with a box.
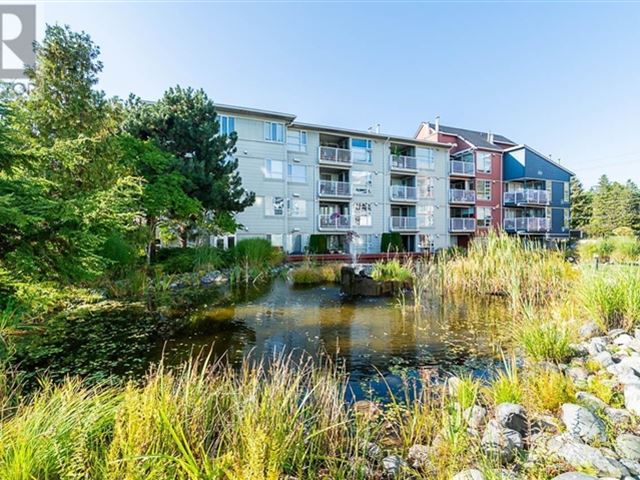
[425,122,516,150]
[503,144,575,176]
[215,103,297,121]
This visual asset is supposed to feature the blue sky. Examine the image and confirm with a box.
[37,1,640,188]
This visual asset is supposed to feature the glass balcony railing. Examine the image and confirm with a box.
[450,160,475,176]
[318,180,352,197]
[450,218,476,232]
[390,216,418,231]
[503,189,550,205]
[503,217,550,232]
[390,155,418,171]
[449,189,476,203]
[318,146,352,166]
[390,185,418,201]
[318,214,351,230]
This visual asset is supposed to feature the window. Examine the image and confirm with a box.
[417,148,435,170]
[353,202,372,227]
[564,209,570,229]
[265,196,285,216]
[418,205,435,228]
[287,164,307,183]
[417,176,435,199]
[477,180,492,201]
[288,198,306,218]
[355,234,376,254]
[476,152,492,173]
[286,129,307,152]
[267,234,283,247]
[264,159,284,179]
[563,182,570,203]
[351,138,372,163]
[352,171,372,195]
[219,115,235,136]
[418,234,435,253]
[477,207,492,227]
[264,121,284,142]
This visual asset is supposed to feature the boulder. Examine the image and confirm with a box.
[560,404,607,443]
[364,441,382,460]
[619,357,640,376]
[576,391,608,411]
[551,473,597,480]
[406,444,431,470]
[547,433,628,478]
[452,470,485,480]
[605,407,633,427]
[579,322,601,341]
[624,384,640,416]
[567,366,589,387]
[620,458,640,475]
[464,405,487,430]
[616,433,640,461]
[382,455,406,478]
[614,334,635,346]
[481,419,523,463]
[588,337,609,356]
[594,351,615,368]
[495,403,528,436]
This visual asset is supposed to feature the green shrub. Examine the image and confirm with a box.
[370,259,412,282]
[517,319,574,363]
[580,268,640,330]
[100,235,140,275]
[525,367,574,412]
[484,357,522,406]
[307,235,328,254]
[380,233,403,253]
[290,263,342,285]
[155,247,226,274]
[610,236,640,264]
[233,238,283,270]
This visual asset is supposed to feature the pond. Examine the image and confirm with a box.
[155,279,513,400]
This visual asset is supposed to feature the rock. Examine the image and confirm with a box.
[531,414,560,435]
[620,458,640,475]
[567,367,590,387]
[447,376,462,396]
[464,405,487,430]
[609,328,627,339]
[605,407,633,427]
[576,391,609,411]
[624,384,640,416]
[452,469,485,480]
[560,404,607,443]
[353,400,380,419]
[406,444,431,469]
[616,434,640,460]
[588,337,609,356]
[490,469,517,479]
[594,351,615,368]
[495,403,528,435]
[381,455,406,478]
[580,322,601,340]
[364,441,382,460]
[615,334,635,346]
[481,419,523,463]
[547,433,627,477]
[551,473,598,480]
[619,357,640,375]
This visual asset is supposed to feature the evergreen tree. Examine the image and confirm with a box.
[588,175,640,236]
[569,176,592,231]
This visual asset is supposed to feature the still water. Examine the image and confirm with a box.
[157,279,513,399]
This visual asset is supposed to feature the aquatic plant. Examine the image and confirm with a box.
[484,356,522,406]
[525,367,574,412]
[371,259,412,283]
[289,262,342,285]
[516,316,574,363]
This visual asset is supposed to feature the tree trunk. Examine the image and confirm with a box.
[146,216,157,265]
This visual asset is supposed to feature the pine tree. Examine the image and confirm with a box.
[569,176,592,231]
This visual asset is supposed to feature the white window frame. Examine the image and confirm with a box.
[563,182,570,203]
[264,121,285,143]
[286,129,308,153]
[352,170,373,195]
[287,164,307,183]
[351,138,372,164]
[564,208,570,229]
[417,149,436,171]
[418,234,435,253]
[476,152,492,173]
[265,196,285,216]
[477,206,492,227]
[264,158,284,179]
[477,179,492,201]
[353,202,373,227]
[417,205,435,228]
[417,176,435,199]
[219,115,235,136]
[287,198,306,218]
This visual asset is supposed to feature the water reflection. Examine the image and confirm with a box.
[157,279,513,397]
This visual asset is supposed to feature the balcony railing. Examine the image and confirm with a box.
[450,160,475,176]
[318,180,352,198]
[450,218,476,232]
[503,189,550,206]
[390,185,418,202]
[318,214,351,231]
[390,216,418,231]
[503,217,550,233]
[318,146,352,166]
[390,155,418,172]
[449,189,476,204]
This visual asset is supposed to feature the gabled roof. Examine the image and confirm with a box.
[425,122,516,150]
[503,144,575,176]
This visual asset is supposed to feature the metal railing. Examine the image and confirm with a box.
[390,154,418,171]
[503,189,550,205]
[503,217,550,232]
[318,214,351,230]
[390,216,418,231]
[318,146,352,166]
[390,185,418,201]
[318,180,352,197]
[449,189,476,203]
[450,218,476,232]
[450,160,475,175]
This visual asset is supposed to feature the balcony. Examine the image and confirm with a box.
[318,180,352,198]
[503,189,550,206]
[503,217,550,233]
[318,214,351,231]
[390,154,418,172]
[450,218,476,232]
[449,189,476,204]
[450,160,475,176]
[318,146,352,167]
[390,216,418,231]
[390,185,418,202]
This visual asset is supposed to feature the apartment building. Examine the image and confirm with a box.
[216,104,453,254]
[416,121,573,246]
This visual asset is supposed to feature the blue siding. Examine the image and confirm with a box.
[551,208,569,237]
[523,148,572,182]
[551,181,565,208]
[503,149,525,180]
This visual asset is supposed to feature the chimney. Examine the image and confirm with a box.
[376,123,381,134]
[435,116,440,133]
[487,130,494,144]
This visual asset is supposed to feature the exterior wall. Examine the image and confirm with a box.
[474,149,503,232]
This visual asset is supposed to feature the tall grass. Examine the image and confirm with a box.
[439,231,577,312]
[516,315,574,363]
[371,259,412,283]
[289,262,342,285]
[580,267,640,331]
[577,237,640,264]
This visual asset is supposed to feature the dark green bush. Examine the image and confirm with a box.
[233,238,283,269]
[100,235,140,275]
[381,233,403,253]
[154,247,227,274]
[308,235,328,254]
